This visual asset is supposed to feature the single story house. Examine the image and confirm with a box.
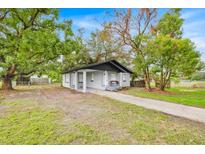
[30,75,51,85]
[17,74,51,85]
[62,60,133,93]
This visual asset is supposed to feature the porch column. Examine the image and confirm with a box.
[119,72,123,87]
[104,71,108,88]
[68,73,71,88]
[83,70,87,93]
[74,71,78,90]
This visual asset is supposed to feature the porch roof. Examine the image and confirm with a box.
[62,60,133,74]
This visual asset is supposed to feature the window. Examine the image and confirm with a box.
[91,73,94,82]
[122,74,126,82]
[111,73,116,80]
[79,73,83,83]
[65,74,70,83]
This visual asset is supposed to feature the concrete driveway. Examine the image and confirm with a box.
[92,90,205,123]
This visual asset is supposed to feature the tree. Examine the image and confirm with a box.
[156,9,183,38]
[0,9,74,90]
[148,8,201,90]
[111,9,157,90]
[132,8,201,91]
[86,24,130,65]
[62,29,90,70]
[191,71,205,81]
[148,35,200,91]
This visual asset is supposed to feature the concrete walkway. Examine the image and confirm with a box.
[91,90,205,123]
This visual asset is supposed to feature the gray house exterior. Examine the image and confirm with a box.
[62,60,132,93]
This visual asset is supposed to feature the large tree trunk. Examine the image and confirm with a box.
[159,74,166,91]
[144,69,151,91]
[1,64,16,90]
[159,70,172,91]
[159,84,165,91]
[145,79,151,90]
[2,77,13,90]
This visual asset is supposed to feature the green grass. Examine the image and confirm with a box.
[0,107,110,144]
[1,88,205,144]
[0,101,110,144]
[105,99,205,144]
[122,87,205,108]
[58,123,110,144]
[0,108,59,144]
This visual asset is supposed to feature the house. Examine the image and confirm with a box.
[30,75,51,85]
[17,74,51,85]
[62,60,133,93]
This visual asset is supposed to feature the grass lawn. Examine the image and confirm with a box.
[121,87,205,108]
[0,85,205,144]
[0,105,109,144]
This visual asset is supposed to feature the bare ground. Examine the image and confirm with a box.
[0,84,136,144]
[1,84,205,144]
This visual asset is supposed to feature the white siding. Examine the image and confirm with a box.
[70,73,75,87]
[121,73,130,87]
[62,70,131,90]
[107,72,130,87]
[108,72,119,81]
[62,73,70,88]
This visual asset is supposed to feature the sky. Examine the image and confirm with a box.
[59,8,205,61]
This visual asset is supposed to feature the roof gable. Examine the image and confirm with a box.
[63,60,133,74]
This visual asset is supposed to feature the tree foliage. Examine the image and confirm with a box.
[148,35,200,90]
[86,24,131,64]
[133,9,201,91]
[156,9,184,38]
[0,9,75,89]
[0,8,203,92]
[62,32,90,70]
[111,9,157,90]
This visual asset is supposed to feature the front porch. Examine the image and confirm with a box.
[63,69,125,93]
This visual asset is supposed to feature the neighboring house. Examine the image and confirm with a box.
[62,60,133,93]
[17,74,51,85]
[30,75,51,85]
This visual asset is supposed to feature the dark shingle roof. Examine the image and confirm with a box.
[62,60,133,74]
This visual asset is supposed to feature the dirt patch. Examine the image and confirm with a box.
[1,84,205,144]
[0,85,139,143]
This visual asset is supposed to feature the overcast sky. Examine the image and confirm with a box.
[59,8,205,61]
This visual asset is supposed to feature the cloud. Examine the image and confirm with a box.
[73,15,102,30]
[58,14,104,38]
[182,11,205,61]
[193,37,205,61]
[190,36,205,50]
[183,20,205,31]
[59,14,102,30]
[181,10,202,20]
[181,12,195,20]
[183,33,205,60]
